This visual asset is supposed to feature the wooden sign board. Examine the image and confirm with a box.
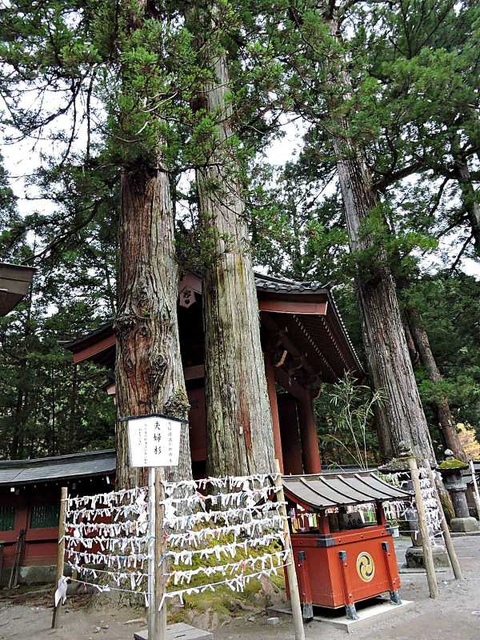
[127,415,182,468]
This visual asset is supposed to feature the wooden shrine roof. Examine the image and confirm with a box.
[0,449,115,486]
[0,263,35,316]
[65,272,362,383]
[283,471,411,509]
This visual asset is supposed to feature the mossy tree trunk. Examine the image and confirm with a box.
[113,0,192,489]
[193,23,275,476]
[334,138,435,462]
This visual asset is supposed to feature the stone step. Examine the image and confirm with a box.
[134,622,213,640]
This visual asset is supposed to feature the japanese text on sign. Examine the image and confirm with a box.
[127,416,182,467]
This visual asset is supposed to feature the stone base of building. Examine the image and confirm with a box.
[450,516,480,533]
[405,544,450,569]
[0,564,56,587]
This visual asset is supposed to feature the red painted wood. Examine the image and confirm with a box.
[290,524,401,609]
[259,300,327,315]
[265,360,284,472]
[297,393,322,473]
[278,396,303,475]
[72,333,116,363]
[188,386,207,463]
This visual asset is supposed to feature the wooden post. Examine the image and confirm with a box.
[274,460,305,640]
[408,456,439,599]
[265,361,284,472]
[155,469,167,640]
[148,468,158,640]
[297,392,321,474]
[148,468,167,640]
[425,464,463,580]
[52,486,68,629]
[469,460,480,521]
[8,528,25,589]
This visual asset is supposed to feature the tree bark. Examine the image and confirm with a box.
[115,164,192,489]
[10,288,33,459]
[194,35,275,476]
[326,16,436,464]
[405,306,466,461]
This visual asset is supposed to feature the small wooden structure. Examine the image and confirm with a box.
[66,273,362,477]
[0,450,114,584]
[283,471,411,620]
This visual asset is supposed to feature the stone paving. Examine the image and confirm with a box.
[215,533,480,640]
[0,534,479,639]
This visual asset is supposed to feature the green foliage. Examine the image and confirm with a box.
[249,160,350,282]
[0,0,479,470]
[401,273,480,438]
[315,373,383,470]
[0,302,116,459]
[0,153,116,459]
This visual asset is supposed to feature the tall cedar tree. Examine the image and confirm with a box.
[186,3,276,476]
[113,1,192,488]
[0,0,192,483]
[265,1,438,461]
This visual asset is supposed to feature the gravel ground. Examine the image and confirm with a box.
[1,535,479,640]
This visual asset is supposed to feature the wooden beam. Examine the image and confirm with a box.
[72,334,116,363]
[297,394,322,473]
[184,365,205,380]
[265,359,284,472]
[261,313,319,380]
[259,300,327,315]
[274,366,308,401]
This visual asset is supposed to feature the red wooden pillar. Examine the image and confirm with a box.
[265,359,284,472]
[298,391,321,473]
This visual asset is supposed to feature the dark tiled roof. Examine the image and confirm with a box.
[255,273,362,373]
[64,321,113,352]
[254,273,332,293]
[0,449,115,486]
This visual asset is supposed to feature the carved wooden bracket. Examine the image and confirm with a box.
[179,288,197,308]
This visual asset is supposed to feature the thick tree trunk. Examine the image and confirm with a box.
[350,263,435,463]
[115,164,191,489]
[326,16,436,463]
[195,51,275,476]
[406,306,466,461]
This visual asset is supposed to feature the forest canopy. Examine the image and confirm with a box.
[0,0,479,466]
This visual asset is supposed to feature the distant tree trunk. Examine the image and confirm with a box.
[326,16,436,464]
[115,164,192,489]
[11,383,25,458]
[405,306,466,461]
[403,319,419,366]
[452,150,480,255]
[10,289,33,459]
[373,404,393,463]
[193,32,275,476]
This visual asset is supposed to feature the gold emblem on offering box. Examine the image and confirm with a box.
[356,551,375,582]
